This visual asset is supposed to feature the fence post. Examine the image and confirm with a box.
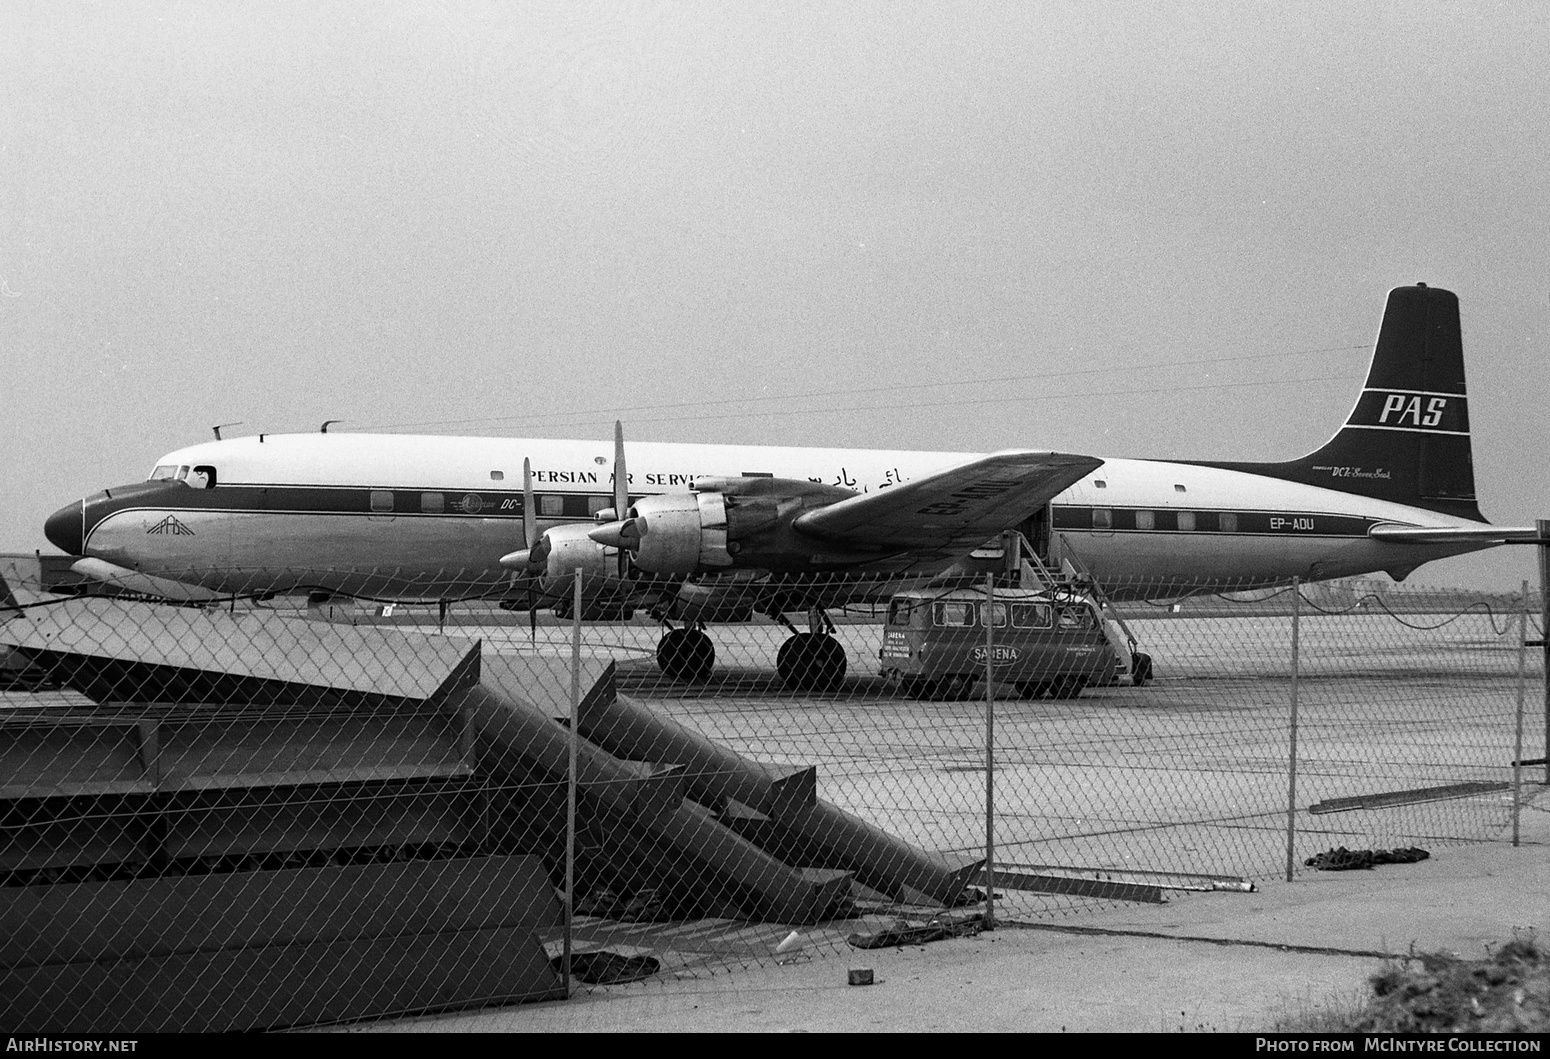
[563,568,583,996]
[1540,519,1549,787]
[983,572,996,930]
[1285,577,1301,883]
[1515,581,1528,847]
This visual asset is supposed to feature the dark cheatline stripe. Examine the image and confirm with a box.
[1053,506,1377,537]
[90,484,1382,541]
[86,483,634,523]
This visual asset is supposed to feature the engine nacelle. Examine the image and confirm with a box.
[628,492,730,575]
[590,478,857,576]
[533,523,618,589]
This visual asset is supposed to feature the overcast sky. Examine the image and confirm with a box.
[3,1,1546,589]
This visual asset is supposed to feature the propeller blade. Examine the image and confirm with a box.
[522,456,540,640]
[522,457,537,548]
[612,420,631,581]
[613,420,629,520]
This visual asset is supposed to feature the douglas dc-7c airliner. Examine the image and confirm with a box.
[43,284,1534,687]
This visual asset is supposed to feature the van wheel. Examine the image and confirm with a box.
[1016,681,1047,700]
[1051,676,1086,699]
[943,675,977,700]
[902,677,935,699]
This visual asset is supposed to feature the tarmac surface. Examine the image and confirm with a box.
[346,791,1549,1034]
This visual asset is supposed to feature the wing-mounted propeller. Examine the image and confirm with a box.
[491,458,544,637]
[589,476,861,576]
[496,425,638,607]
[498,458,546,572]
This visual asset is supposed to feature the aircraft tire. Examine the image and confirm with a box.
[657,629,715,681]
[777,633,847,692]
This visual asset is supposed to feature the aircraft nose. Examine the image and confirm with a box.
[44,501,85,555]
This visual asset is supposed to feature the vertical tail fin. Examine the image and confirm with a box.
[1195,284,1485,521]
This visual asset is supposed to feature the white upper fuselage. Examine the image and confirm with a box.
[64,431,1494,596]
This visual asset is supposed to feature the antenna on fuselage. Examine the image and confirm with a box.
[212,422,244,441]
[321,420,343,433]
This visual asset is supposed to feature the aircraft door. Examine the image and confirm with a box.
[1019,504,1053,565]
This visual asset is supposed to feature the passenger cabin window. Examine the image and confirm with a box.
[1177,511,1196,531]
[1219,511,1238,533]
[540,495,564,517]
[370,490,394,513]
[490,470,505,481]
[1011,602,1052,628]
[934,602,977,628]
[421,492,444,514]
[587,496,612,517]
[1092,508,1112,530]
[1135,510,1155,530]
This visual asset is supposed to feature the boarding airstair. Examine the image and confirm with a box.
[994,531,1152,686]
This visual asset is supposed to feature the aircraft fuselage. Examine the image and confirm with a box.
[45,431,1490,598]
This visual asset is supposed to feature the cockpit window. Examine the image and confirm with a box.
[148,463,216,487]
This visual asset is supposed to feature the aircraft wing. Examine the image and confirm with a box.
[1367,523,1542,544]
[793,450,1103,555]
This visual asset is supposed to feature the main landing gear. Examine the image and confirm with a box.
[650,608,848,691]
[773,609,846,692]
[655,623,716,682]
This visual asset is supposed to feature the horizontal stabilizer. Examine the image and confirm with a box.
[71,558,223,602]
[1367,523,1541,545]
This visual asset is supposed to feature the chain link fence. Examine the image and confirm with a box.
[1,558,1543,1030]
